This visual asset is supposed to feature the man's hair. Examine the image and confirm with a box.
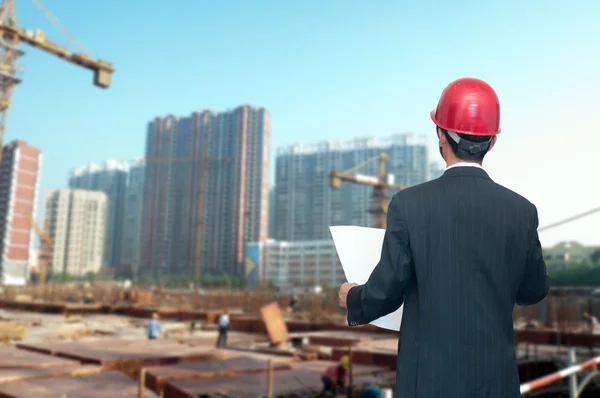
[441,128,493,162]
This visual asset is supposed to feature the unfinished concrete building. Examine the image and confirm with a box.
[141,105,270,278]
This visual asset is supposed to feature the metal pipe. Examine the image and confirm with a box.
[569,349,578,398]
[576,370,600,396]
[348,345,354,396]
[520,355,600,395]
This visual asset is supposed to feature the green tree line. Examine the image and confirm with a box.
[547,249,600,287]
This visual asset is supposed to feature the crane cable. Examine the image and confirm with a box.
[538,206,600,233]
[31,0,89,55]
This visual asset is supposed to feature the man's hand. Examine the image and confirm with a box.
[338,282,358,309]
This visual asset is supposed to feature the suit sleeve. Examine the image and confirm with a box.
[346,194,415,326]
[516,206,550,306]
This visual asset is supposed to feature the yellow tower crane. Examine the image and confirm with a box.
[26,214,51,285]
[330,152,406,229]
[0,0,114,164]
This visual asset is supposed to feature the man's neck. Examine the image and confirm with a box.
[445,158,482,169]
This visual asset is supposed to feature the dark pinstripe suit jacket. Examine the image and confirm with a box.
[346,165,549,398]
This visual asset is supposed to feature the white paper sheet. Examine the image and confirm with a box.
[329,225,403,332]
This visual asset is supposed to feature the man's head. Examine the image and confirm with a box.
[339,355,350,370]
[437,127,497,163]
[431,77,501,165]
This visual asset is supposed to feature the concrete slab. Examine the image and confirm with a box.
[0,346,80,369]
[0,365,102,384]
[16,339,227,377]
[145,354,294,393]
[163,360,387,398]
[288,331,390,347]
[0,371,158,398]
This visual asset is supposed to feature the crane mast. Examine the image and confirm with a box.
[26,214,51,285]
[0,0,114,165]
[330,152,405,229]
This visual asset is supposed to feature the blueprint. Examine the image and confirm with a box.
[329,225,403,332]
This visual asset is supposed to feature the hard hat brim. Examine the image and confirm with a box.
[430,110,501,136]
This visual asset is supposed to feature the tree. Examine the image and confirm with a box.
[222,274,232,287]
[590,249,600,267]
[84,272,96,282]
[549,260,600,287]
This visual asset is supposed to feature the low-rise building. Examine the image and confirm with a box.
[42,189,107,277]
[245,239,345,288]
[543,241,600,270]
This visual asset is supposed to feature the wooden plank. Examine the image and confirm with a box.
[260,302,288,344]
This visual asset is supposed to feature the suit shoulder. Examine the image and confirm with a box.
[391,179,439,203]
[491,182,538,213]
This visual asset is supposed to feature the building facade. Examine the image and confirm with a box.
[429,162,445,180]
[245,239,344,288]
[273,134,429,241]
[0,140,42,284]
[120,159,145,276]
[42,189,107,277]
[69,161,128,268]
[141,105,270,278]
[268,187,275,238]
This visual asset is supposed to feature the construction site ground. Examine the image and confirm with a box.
[0,307,400,397]
[0,286,598,397]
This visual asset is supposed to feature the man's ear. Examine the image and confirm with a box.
[487,135,498,152]
[437,128,447,147]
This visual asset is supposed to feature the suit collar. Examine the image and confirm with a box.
[442,164,491,180]
[446,162,483,171]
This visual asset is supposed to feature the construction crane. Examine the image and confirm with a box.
[26,214,51,285]
[330,152,406,229]
[0,0,114,164]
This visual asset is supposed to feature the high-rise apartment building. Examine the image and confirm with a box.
[268,187,275,238]
[141,105,270,278]
[69,161,128,268]
[274,134,429,241]
[42,189,107,277]
[120,159,145,275]
[0,140,42,284]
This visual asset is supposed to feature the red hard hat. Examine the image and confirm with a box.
[430,77,501,136]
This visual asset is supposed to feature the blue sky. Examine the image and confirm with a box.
[8,0,600,246]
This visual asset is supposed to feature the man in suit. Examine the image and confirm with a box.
[338,77,549,397]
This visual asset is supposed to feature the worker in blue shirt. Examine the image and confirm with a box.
[146,313,160,340]
[216,312,229,347]
[361,386,382,398]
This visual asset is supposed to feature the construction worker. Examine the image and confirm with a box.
[360,386,382,398]
[321,356,349,396]
[216,312,229,347]
[583,312,598,332]
[338,77,549,398]
[146,313,160,340]
[289,295,298,312]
